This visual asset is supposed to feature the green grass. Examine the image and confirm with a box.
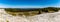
[4,7,60,16]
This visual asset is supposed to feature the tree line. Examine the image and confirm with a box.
[5,7,60,14]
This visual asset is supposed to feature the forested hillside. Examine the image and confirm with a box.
[4,7,60,16]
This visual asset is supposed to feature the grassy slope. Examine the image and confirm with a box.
[4,7,60,16]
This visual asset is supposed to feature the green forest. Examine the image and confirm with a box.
[5,7,60,12]
[4,7,60,16]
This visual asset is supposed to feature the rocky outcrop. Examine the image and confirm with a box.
[0,9,30,22]
[0,8,60,22]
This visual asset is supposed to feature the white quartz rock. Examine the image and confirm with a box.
[0,9,60,22]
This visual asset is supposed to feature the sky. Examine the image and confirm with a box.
[0,0,60,8]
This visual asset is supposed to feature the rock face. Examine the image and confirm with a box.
[0,9,60,22]
[0,9,30,22]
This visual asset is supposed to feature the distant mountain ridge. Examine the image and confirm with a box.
[4,7,60,12]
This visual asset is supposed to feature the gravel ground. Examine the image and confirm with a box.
[0,9,60,22]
